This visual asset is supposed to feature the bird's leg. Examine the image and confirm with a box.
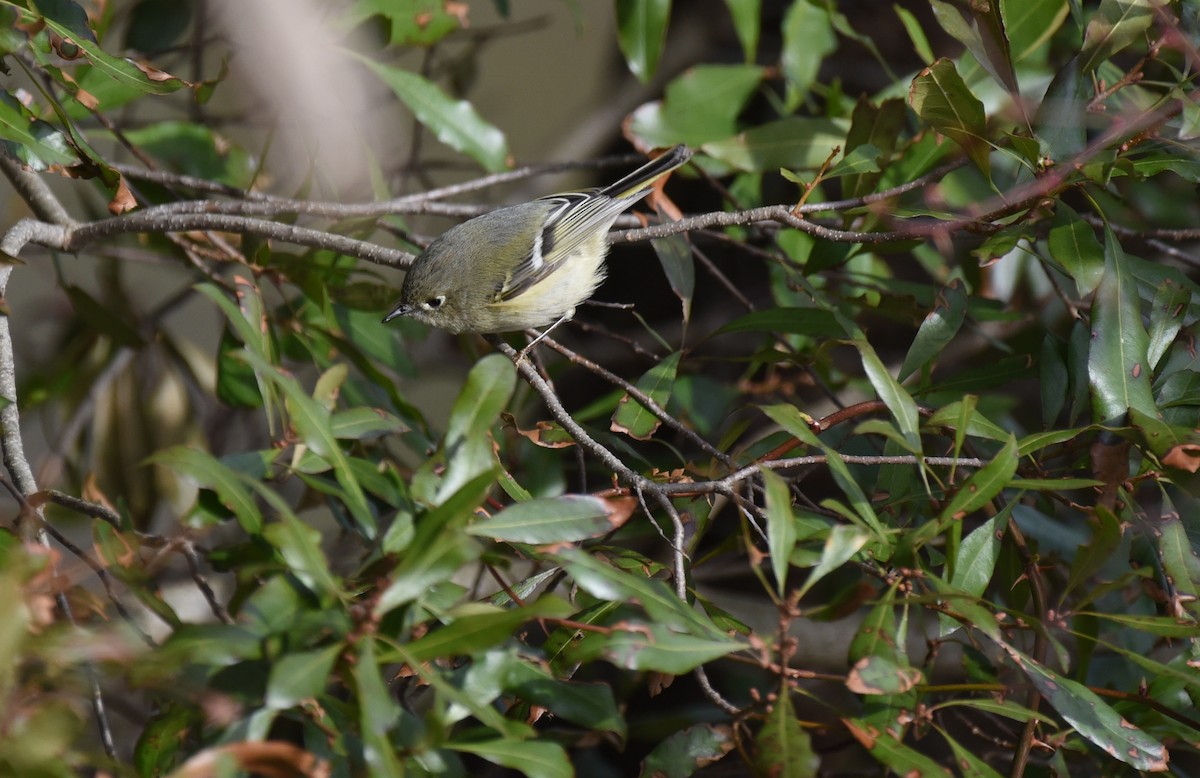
[517,310,573,362]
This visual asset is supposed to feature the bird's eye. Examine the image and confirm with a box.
[425,295,446,309]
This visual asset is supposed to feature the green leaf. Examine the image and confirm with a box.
[21,1,189,94]
[844,720,951,777]
[940,504,1010,636]
[147,447,263,533]
[376,469,492,614]
[928,0,1017,95]
[568,623,739,673]
[894,4,935,63]
[842,98,907,197]
[553,548,727,638]
[616,0,671,82]
[1001,0,1069,63]
[467,494,632,544]
[403,599,575,662]
[754,691,819,777]
[939,729,1006,777]
[781,0,836,110]
[1079,0,1160,74]
[909,58,990,176]
[611,352,680,440]
[0,90,78,168]
[450,739,571,778]
[354,638,406,777]
[628,64,764,148]
[1088,226,1157,423]
[761,404,889,540]
[329,407,408,440]
[266,644,341,709]
[446,353,516,446]
[240,350,376,537]
[846,654,923,695]
[652,235,694,324]
[938,435,1017,523]
[796,525,869,600]
[762,469,798,596]
[703,117,849,172]
[723,0,759,61]
[356,56,509,172]
[999,644,1169,772]
[263,511,341,596]
[640,724,735,778]
[340,0,463,46]
[1034,56,1088,163]
[1158,516,1200,619]
[899,279,968,381]
[125,121,255,185]
[1147,279,1190,370]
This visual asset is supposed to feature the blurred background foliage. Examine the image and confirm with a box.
[0,0,1198,776]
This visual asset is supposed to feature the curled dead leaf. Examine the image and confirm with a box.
[108,176,137,214]
[1162,443,1200,473]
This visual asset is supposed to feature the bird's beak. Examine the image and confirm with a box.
[383,303,412,323]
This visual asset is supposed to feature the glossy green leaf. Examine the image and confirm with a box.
[796,525,869,600]
[354,638,406,777]
[754,691,819,777]
[148,446,263,533]
[438,354,515,503]
[939,505,1009,636]
[568,623,739,673]
[899,279,967,381]
[263,511,341,596]
[723,0,759,61]
[628,64,764,148]
[451,738,571,778]
[894,4,934,63]
[781,0,836,109]
[240,350,376,537]
[1035,56,1088,163]
[20,1,188,94]
[1001,0,1069,63]
[1079,0,1160,73]
[329,407,408,439]
[640,723,735,778]
[1088,227,1157,423]
[845,721,950,777]
[553,548,726,638]
[376,469,492,614]
[265,644,341,709]
[938,435,1017,523]
[357,57,509,172]
[611,352,680,440]
[909,58,990,176]
[762,469,797,596]
[403,599,574,662]
[703,117,848,172]
[1158,516,1200,619]
[842,97,906,197]
[467,494,631,544]
[929,0,1017,95]
[1000,644,1169,772]
[616,0,671,82]
[0,90,77,168]
[1146,279,1190,370]
[652,234,694,323]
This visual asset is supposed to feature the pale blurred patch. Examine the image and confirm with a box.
[208,0,383,195]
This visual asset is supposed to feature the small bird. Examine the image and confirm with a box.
[383,145,691,348]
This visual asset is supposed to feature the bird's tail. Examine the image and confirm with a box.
[599,145,692,201]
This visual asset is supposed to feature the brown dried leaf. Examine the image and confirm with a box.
[1162,443,1200,473]
[107,175,137,214]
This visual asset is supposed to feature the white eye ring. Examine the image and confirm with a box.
[422,295,446,310]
